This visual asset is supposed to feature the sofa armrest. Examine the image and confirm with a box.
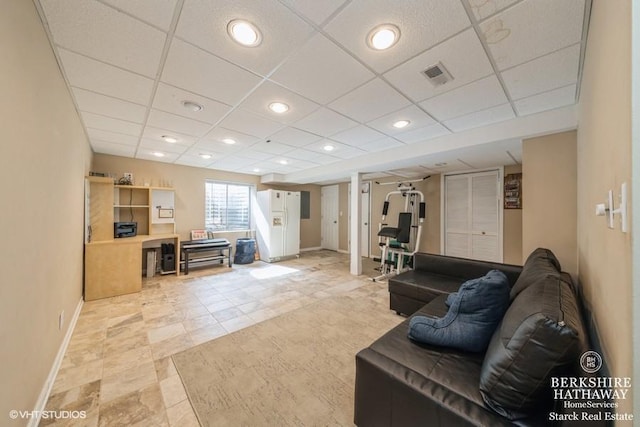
[413,253,523,287]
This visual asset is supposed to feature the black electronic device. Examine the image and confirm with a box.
[114,222,137,238]
[161,243,176,271]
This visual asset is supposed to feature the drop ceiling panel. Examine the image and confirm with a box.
[481,0,585,71]
[443,103,515,132]
[514,84,577,116]
[324,145,367,159]
[73,88,147,123]
[40,0,166,77]
[502,44,580,100]
[330,125,386,147]
[136,150,181,163]
[470,0,519,21]
[58,49,154,105]
[139,138,189,154]
[81,112,142,137]
[203,127,260,147]
[394,123,451,144]
[146,110,212,137]
[285,149,338,164]
[280,0,348,25]
[360,138,404,152]
[324,0,470,73]
[91,140,136,157]
[305,140,353,155]
[269,127,322,147]
[86,128,139,146]
[420,75,508,121]
[384,29,493,102]
[100,0,178,31]
[270,34,375,104]
[217,109,284,139]
[293,108,358,136]
[174,154,215,168]
[174,0,314,76]
[238,81,320,124]
[152,83,231,125]
[329,78,411,123]
[141,126,196,147]
[366,105,437,136]
[162,38,262,105]
[233,150,275,161]
[251,141,296,155]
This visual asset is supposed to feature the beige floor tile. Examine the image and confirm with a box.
[151,333,194,360]
[52,359,103,395]
[159,374,188,408]
[102,345,154,378]
[98,383,165,426]
[166,399,200,427]
[188,323,227,346]
[100,361,157,404]
[154,357,178,382]
[147,322,187,344]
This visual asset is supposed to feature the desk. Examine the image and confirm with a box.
[181,238,232,274]
[84,234,179,301]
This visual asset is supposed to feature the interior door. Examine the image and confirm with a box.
[284,192,300,256]
[443,170,502,262]
[321,185,339,251]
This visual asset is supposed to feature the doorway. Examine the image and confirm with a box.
[321,185,339,251]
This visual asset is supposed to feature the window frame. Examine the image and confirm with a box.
[204,180,254,232]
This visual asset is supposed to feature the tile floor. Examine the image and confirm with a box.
[42,250,383,426]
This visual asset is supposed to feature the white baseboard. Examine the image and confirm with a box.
[300,246,322,252]
[29,297,84,427]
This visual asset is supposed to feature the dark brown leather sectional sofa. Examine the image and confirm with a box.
[355,249,608,426]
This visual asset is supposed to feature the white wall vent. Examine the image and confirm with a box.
[422,62,454,86]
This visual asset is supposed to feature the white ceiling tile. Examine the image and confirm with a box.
[73,88,147,122]
[502,44,580,100]
[183,146,225,159]
[250,141,296,155]
[305,140,353,155]
[203,127,260,146]
[146,110,212,137]
[233,150,275,161]
[325,146,367,160]
[58,49,154,105]
[360,138,404,152]
[276,158,318,169]
[443,103,515,132]
[285,148,337,164]
[481,0,585,70]
[366,105,436,136]
[293,108,358,136]
[90,140,136,157]
[384,29,494,102]
[270,34,375,104]
[139,138,189,154]
[81,112,142,137]
[195,140,245,156]
[174,0,314,76]
[162,38,262,105]
[100,0,178,31]
[152,83,231,125]
[238,81,320,124]
[394,123,451,144]
[209,156,258,169]
[470,0,518,21]
[136,150,181,163]
[324,0,470,73]
[514,84,577,116]
[217,109,285,139]
[419,75,508,121]
[141,126,196,148]
[280,0,348,25]
[174,154,215,168]
[269,127,322,147]
[329,78,410,122]
[86,128,138,146]
[330,125,386,147]
[40,0,165,77]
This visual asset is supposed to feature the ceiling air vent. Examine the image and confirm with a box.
[422,62,453,87]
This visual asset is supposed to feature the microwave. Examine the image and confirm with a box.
[114,222,137,238]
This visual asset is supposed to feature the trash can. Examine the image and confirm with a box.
[234,238,256,264]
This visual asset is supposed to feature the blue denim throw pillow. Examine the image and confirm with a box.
[408,270,510,352]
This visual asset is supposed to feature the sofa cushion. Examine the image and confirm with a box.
[408,270,510,352]
[389,270,463,303]
[479,274,586,420]
[509,248,562,300]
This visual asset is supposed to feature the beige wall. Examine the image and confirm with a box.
[0,0,92,422]
[576,0,632,415]
[92,154,322,249]
[503,165,523,264]
[522,132,577,276]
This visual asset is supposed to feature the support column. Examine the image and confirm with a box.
[350,172,362,275]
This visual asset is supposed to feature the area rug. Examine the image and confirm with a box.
[172,285,403,426]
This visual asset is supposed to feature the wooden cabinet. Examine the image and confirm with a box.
[84,178,179,300]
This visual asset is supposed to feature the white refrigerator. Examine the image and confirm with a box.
[255,189,301,262]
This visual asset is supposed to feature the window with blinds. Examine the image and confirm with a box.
[205,181,252,231]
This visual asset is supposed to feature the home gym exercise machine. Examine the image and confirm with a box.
[372,177,429,281]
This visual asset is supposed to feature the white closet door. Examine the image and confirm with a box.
[321,185,339,251]
[444,170,502,262]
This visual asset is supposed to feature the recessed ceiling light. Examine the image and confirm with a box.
[393,120,410,129]
[182,100,204,112]
[153,152,165,157]
[227,19,262,47]
[199,153,212,160]
[435,162,447,167]
[253,168,260,173]
[222,138,237,145]
[278,159,288,165]
[162,135,178,143]
[269,102,289,114]
[323,144,335,152]
[367,24,400,50]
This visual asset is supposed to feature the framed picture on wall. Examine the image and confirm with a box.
[504,173,522,209]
